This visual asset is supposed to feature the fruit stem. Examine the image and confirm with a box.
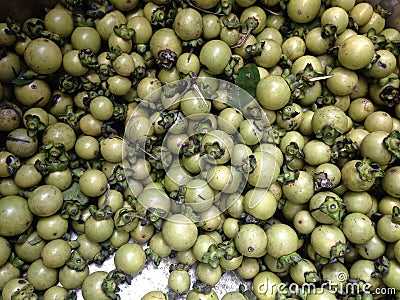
[355,158,384,182]
[277,164,300,184]
[315,124,342,146]
[372,256,390,278]
[202,141,225,160]
[392,206,400,224]
[277,252,302,269]
[329,241,349,262]
[384,130,400,158]
[304,271,321,283]
[102,269,131,300]
[315,196,345,222]
[66,250,87,271]
[284,142,305,161]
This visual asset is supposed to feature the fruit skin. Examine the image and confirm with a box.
[338,35,375,70]
[191,0,219,10]
[376,215,400,243]
[382,166,400,198]
[173,8,203,41]
[239,6,267,34]
[161,214,198,252]
[41,239,72,268]
[84,216,114,243]
[114,243,146,275]
[312,105,348,134]
[43,286,68,299]
[350,3,373,26]
[36,214,69,240]
[367,49,397,78]
[341,212,375,244]
[266,223,299,258]
[341,160,376,192]
[141,291,167,299]
[247,151,279,188]
[15,231,46,263]
[79,169,108,197]
[44,7,75,38]
[309,191,343,225]
[24,38,62,74]
[2,278,34,300]
[310,225,346,259]
[196,263,222,286]
[253,39,282,68]
[81,271,109,300]
[382,260,400,290]
[95,10,126,41]
[287,0,322,24]
[256,75,291,110]
[321,7,349,34]
[0,237,11,267]
[360,131,393,166]
[0,263,21,292]
[200,40,232,75]
[28,185,64,217]
[58,265,89,290]
[234,224,268,258]
[26,259,58,291]
[127,16,153,45]
[326,67,358,96]
[168,269,190,294]
[186,289,219,300]
[289,258,317,285]
[349,259,383,292]
[282,171,315,204]
[6,128,39,158]
[42,122,77,151]
[252,271,281,300]
[149,28,182,66]
[221,292,247,300]
[244,188,277,220]
[0,102,22,133]
[0,195,33,236]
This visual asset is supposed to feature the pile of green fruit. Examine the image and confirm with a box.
[0,0,400,299]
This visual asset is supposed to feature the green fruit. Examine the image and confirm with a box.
[173,8,203,41]
[287,0,321,23]
[311,225,347,259]
[162,214,198,251]
[81,271,109,300]
[199,40,232,75]
[114,243,146,275]
[252,271,281,300]
[28,185,63,217]
[26,259,58,291]
[0,196,33,236]
[342,213,375,244]
[256,75,291,110]
[266,224,299,258]
[235,224,268,257]
[24,38,62,74]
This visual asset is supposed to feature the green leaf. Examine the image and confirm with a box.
[62,182,89,205]
[11,77,35,85]
[235,63,260,98]
[228,64,260,110]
